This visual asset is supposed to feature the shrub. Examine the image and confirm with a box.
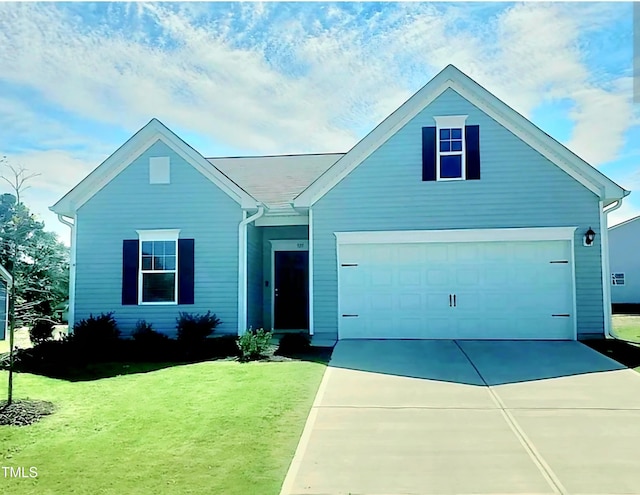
[275,332,311,356]
[130,320,173,361]
[29,320,56,346]
[71,312,121,359]
[237,328,273,361]
[132,320,169,344]
[176,311,221,345]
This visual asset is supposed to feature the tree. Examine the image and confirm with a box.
[1,160,69,405]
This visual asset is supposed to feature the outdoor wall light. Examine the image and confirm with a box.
[583,227,596,247]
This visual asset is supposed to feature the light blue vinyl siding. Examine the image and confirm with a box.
[75,139,242,337]
[313,88,604,340]
[247,223,263,329]
[609,219,640,304]
[261,226,309,329]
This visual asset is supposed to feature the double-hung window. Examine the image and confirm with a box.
[137,230,180,304]
[434,115,467,180]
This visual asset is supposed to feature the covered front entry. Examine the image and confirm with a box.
[337,228,576,340]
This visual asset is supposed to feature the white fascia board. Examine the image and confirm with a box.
[334,227,578,245]
[294,78,451,208]
[50,119,257,215]
[294,65,625,208]
[447,78,607,199]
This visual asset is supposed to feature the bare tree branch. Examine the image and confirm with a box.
[1,163,41,205]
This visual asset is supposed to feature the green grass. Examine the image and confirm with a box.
[583,315,640,374]
[0,359,327,494]
[611,315,640,343]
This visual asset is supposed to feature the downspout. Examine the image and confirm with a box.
[600,199,623,338]
[238,205,265,335]
[57,214,76,333]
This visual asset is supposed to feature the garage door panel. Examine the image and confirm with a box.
[338,239,575,340]
[399,293,423,311]
[398,268,421,287]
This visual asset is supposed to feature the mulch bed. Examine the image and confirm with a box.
[0,400,55,427]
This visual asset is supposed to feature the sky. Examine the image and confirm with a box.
[0,1,638,246]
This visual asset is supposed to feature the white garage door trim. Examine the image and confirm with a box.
[335,227,578,340]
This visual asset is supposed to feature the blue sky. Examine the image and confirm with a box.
[0,2,637,245]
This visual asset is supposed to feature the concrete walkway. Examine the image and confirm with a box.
[280,340,640,495]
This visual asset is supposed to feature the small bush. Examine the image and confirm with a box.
[132,320,169,344]
[237,328,273,361]
[129,320,174,361]
[275,332,311,356]
[70,312,121,360]
[176,311,221,345]
[29,320,56,346]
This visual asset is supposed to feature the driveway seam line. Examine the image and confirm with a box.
[454,340,568,495]
[279,365,334,495]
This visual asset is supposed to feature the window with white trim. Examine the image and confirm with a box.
[434,115,467,180]
[137,230,180,304]
[612,273,625,286]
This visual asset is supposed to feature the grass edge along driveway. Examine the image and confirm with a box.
[0,358,327,495]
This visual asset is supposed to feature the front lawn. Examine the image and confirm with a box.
[585,314,640,373]
[0,358,327,494]
[611,315,640,342]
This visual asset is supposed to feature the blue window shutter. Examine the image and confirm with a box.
[178,239,195,305]
[465,125,481,180]
[422,127,437,181]
[122,240,139,305]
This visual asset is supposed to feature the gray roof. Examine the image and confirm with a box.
[208,153,344,210]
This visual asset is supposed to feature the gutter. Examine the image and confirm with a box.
[601,200,623,339]
[56,214,76,332]
[238,205,266,335]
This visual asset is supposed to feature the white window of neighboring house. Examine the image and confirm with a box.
[612,273,625,286]
[137,230,180,304]
[149,156,170,184]
[434,115,468,181]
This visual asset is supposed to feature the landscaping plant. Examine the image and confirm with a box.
[237,328,273,361]
[29,319,56,346]
[176,311,221,345]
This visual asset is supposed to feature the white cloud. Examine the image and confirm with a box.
[0,1,634,203]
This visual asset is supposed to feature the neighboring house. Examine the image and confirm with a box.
[609,215,640,306]
[50,65,629,344]
[0,264,12,341]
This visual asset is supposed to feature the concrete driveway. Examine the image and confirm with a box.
[280,340,640,495]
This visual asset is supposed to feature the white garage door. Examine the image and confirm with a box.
[338,239,575,340]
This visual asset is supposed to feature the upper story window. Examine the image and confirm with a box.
[435,116,467,181]
[422,116,480,182]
